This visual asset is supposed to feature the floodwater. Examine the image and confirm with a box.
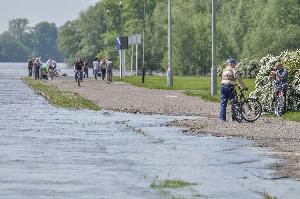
[0,63,299,199]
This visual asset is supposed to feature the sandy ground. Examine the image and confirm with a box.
[48,76,300,180]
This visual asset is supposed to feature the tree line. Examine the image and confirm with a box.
[0,18,63,62]
[58,0,299,75]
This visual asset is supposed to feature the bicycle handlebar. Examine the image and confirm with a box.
[237,85,248,92]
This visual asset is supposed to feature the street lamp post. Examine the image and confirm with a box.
[211,0,217,95]
[142,0,146,83]
[167,0,173,87]
[119,1,124,78]
[106,9,110,57]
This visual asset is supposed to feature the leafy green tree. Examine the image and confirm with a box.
[0,32,30,62]
[34,22,63,61]
[57,0,300,74]
[8,18,29,42]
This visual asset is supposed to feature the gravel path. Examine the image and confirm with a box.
[48,76,300,180]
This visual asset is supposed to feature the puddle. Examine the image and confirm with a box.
[0,63,299,199]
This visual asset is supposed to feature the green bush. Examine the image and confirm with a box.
[250,49,300,112]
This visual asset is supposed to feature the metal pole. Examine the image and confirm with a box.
[131,45,133,75]
[142,0,146,83]
[211,0,217,95]
[106,9,110,57]
[167,0,173,87]
[136,44,138,76]
[123,50,126,78]
[120,1,124,79]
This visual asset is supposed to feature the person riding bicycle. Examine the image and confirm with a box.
[220,58,248,122]
[271,62,288,114]
[74,58,84,82]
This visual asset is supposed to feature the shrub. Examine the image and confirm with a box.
[250,50,300,112]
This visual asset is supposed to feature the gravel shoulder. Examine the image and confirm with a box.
[48,76,300,180]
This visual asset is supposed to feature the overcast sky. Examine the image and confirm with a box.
[0,0,100,33]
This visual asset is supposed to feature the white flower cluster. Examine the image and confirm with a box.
[250,50,300,112]
[217,59,260,78]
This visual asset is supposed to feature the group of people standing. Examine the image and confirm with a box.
[27,57,57,80]
[92,57,113,82]
[74,57,113,84]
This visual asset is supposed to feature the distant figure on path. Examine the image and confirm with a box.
[27,57,33,77]
[47,57,56,80]
[84,59,89,78]
[34,58,41,80]
[100,58,106,80]
[93,58,100,79]
[106,58,113,83]
[74,58,84,82]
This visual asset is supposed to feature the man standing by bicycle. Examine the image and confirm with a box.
[271,62,288,115]
[220,58,248,122]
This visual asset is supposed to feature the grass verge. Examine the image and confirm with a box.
[115,75,299,122]
[22,77,100,111]
[282,112,300,123]
[150,179,197,189]
[114,75,255,101]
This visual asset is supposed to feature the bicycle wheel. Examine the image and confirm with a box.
[232,103,243,123]
[274,95,285,116]
[241,98,262,122]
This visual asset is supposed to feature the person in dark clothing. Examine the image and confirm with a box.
[27,57,33,77]
[74,58,84,82]
[83,59,89,78]
[34,58,41,79]
[100,59,107,80]
[106,58,113,83]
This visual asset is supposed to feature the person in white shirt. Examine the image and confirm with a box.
[93,58,100,79]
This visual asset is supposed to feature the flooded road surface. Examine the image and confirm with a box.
[0,63,300,199]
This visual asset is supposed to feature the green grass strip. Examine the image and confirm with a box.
[115,75,299,122]
[114,75,255,102]
[282,112,300,123]
[263,192,279,199]
[150,179,197,189]
[22,77,100,111]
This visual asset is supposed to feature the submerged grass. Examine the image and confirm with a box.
[263,192,279,199]
[150,179,197,189]
[22,77,100,111]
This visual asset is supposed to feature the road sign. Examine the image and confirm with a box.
[128,34,142,45]
[116,36,128,50]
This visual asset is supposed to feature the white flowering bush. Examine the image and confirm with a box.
[250,50,300,112]
[217,59,260,78]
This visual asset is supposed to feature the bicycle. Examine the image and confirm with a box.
[231,86,262,122]
[273,84,286,117]
[75,70,83,86]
